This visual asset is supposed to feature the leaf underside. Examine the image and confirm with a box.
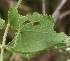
[7,7,68,58]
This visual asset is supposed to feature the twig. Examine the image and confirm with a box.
[52,0,67,21]
[9,53,16,61]
[42,0,46,15]
[59,10,70,19]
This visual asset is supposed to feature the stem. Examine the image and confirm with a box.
[42,0,46,15]
[0,44,1,48]
[52,0,67,21]
[59,10,70,19]
[1,23,10,61]
[15,0,22,9]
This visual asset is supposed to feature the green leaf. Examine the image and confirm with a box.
[8,7,18,23]
[7,12,68,58]
[8,7,25,30]
[0,18,5,29]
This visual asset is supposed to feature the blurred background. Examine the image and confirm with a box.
[0,0,70,61]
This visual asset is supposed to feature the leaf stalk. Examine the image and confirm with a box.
[1,23,10,61]
[16,0,22,8]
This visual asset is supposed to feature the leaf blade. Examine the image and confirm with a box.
[7,12,68,58]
